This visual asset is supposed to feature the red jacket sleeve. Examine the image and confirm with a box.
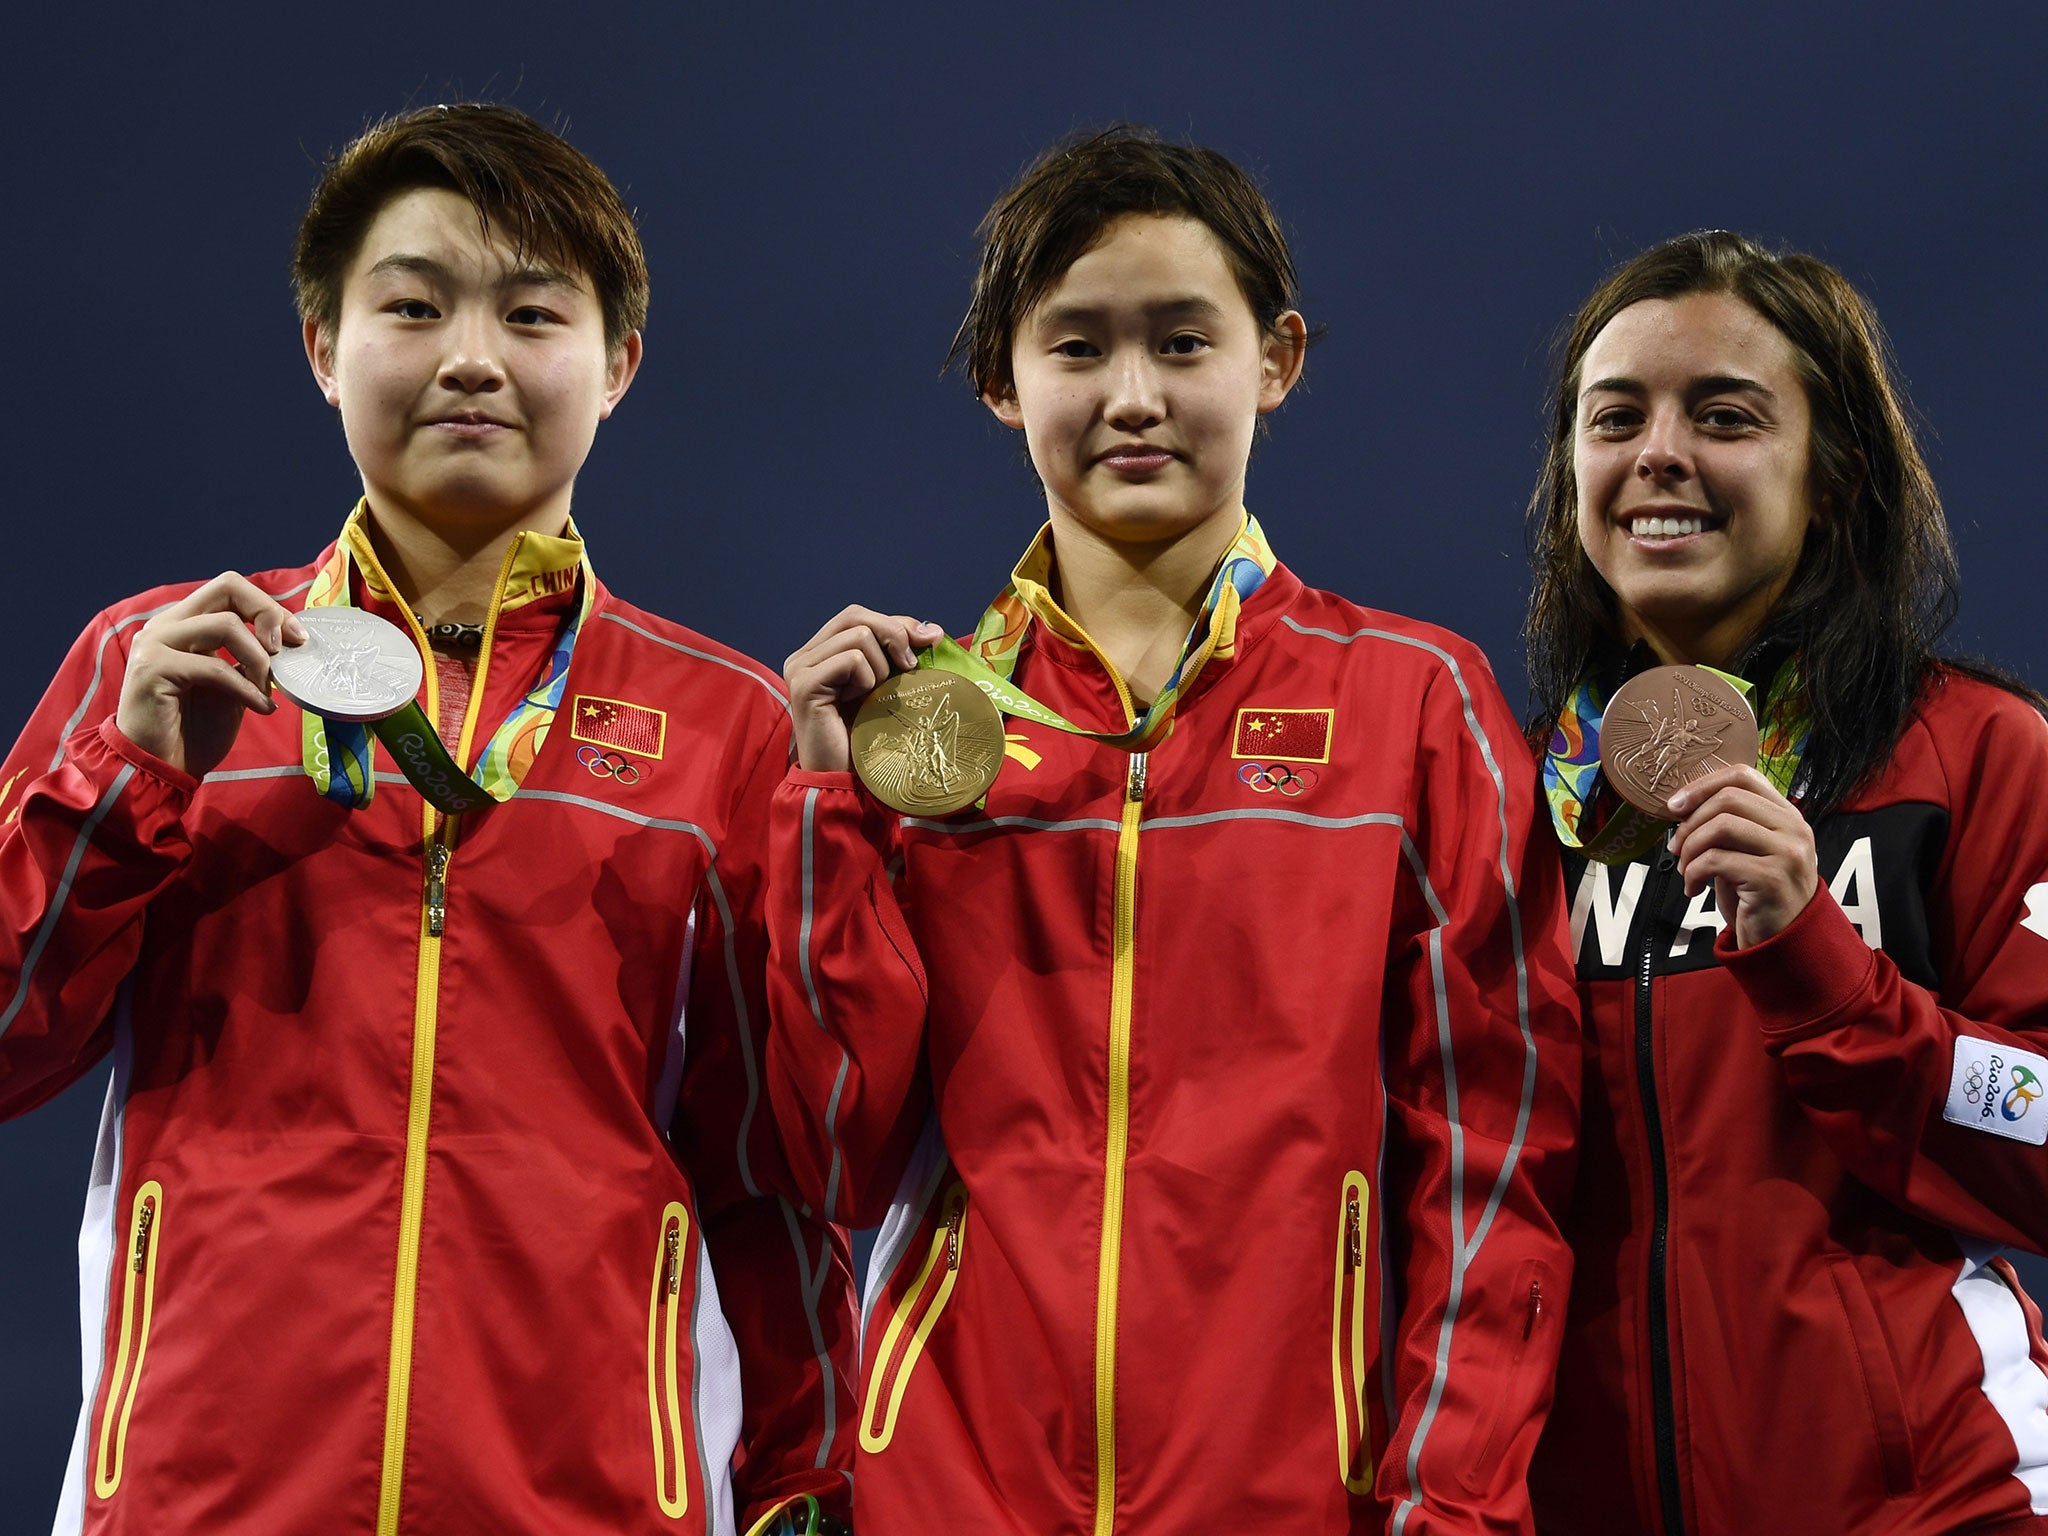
[670,724,858,1527]
[1375,648,1582,1535]
[0,610,196,1120]
[763,769,930,1229]
[1734,685,2048,1254]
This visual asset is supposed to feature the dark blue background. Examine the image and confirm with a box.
[4,3,2045,1523]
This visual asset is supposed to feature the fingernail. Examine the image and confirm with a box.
[1667,791,1688,814]
[285,617,307,642]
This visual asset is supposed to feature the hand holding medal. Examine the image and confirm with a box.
[784,608,1029,816]
[1545,660,1819,947]
[116,571,308,779]
[782,605,955,787]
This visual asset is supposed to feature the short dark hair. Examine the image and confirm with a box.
[1523,230,2031,814]
[293,103,649,352]
[948,124,1306,399]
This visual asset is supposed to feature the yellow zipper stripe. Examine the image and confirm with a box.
[860,1184,968,1453]
[648,1202,691,1518]
[377,893,442,1535]
[1093,762,1144,1536]
[371,534,524,1536]
[93,1180,162,1499]
[1332,1170,1374,1494]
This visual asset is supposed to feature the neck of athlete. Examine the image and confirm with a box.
[1048,502,1244,708]
[361,494,573,627]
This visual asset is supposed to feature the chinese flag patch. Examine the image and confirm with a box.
[1232,707,1334,763]
[569,695,668,759]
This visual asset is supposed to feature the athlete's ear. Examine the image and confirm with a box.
[598,331,643,421]
[1257,312,1308,414]
[983,386,1025,431]
[304,318,341,409]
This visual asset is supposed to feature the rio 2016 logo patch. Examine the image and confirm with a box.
[1944,1036,2048,1146]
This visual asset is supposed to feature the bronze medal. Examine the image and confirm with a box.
[852,670,1007,816]
[1599,664,1761,816]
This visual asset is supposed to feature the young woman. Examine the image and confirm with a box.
[768,125,1582,1534]
[0,105,852,1536]
[1523,229,2048,1535]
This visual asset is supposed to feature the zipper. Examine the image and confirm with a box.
[1091,749,1147,1536]
[93,1180,164,1499]
[648,1202,692,1518]
[370,528,530,1536]
[860,1182,969,1453]
[377,828,451,1535]
[1331,1170,1374,1496]
[425,842,449,938]
[1634,854,1686,1536]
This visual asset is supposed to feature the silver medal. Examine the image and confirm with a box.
[270,608,424,723]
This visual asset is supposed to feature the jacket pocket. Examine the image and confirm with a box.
[1824,1252,1917,1495]
[1454,1256,1553,1496]
[860,1180,968,1454]
[1331,1170,1376,1495]
[647,1202,692,1519]
[94,1179,164,1499]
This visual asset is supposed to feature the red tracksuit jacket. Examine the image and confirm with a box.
[1531,668,2048,1535]
[0,519,854,1535]
[766,554,1582,1533]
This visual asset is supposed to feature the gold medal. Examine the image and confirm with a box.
[852,670,1007,815]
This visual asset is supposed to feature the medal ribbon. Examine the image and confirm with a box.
[298,503,594,815]
[916,513,1277,751]
[1544,659,1812,865]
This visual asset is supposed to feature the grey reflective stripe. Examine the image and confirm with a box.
[1281,616,1519,897]
[800,789,853,1218]
[512,787,719,845]
[0,765,137,1040]
[52,609,173,773]
[702,859,765,1201]
[1141,808,1403,834]
[513,787,772,1200]
[777,1197,841,1468]
[1280,615,1539,1532]
[597,612,791,717]
[901,813,1122,835]
[1396,834,1464,1532]
[207,767,412,787]
[908,809,1402,837]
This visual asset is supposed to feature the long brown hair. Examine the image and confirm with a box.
[1524,230,2016,815]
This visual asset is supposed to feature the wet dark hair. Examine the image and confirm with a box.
[948,123,1308,400]
[294,102,648,352]
[1525,229,2038,815]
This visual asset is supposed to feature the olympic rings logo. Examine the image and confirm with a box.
[578,745,644,785]
[1238,761,1318,797]
[1965,1062,1986,1103]
[2003,1065,2043,1122]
